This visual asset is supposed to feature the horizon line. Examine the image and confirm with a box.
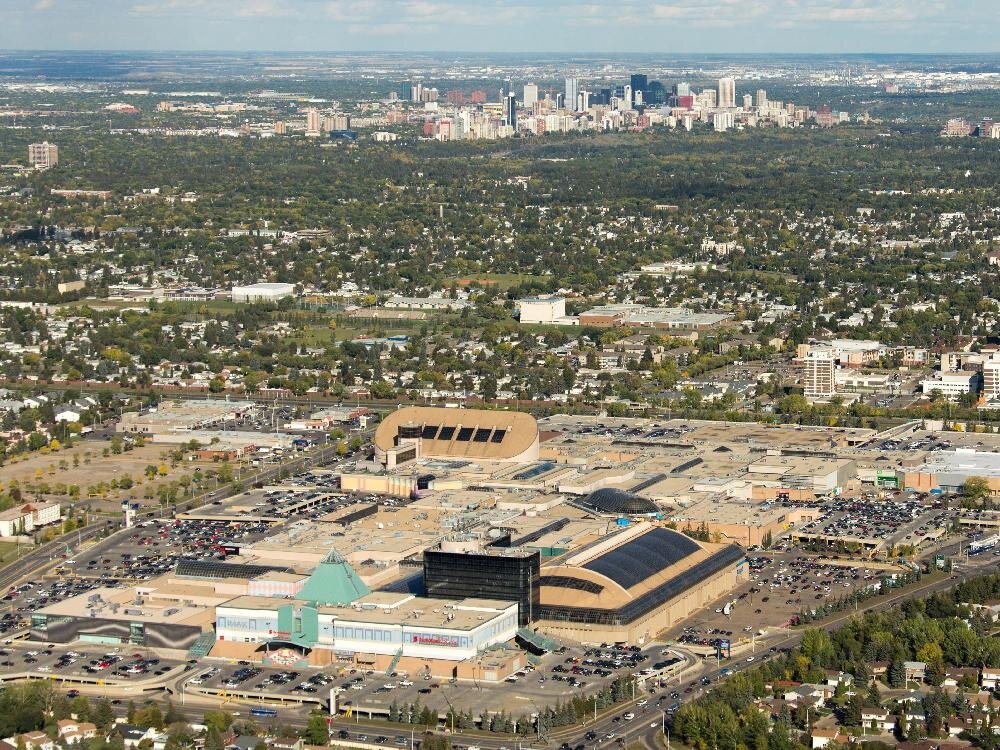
[2,48,1000,57]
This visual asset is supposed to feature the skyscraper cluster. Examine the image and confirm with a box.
[401,73,849,142]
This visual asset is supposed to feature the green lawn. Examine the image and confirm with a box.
[0,541,23,567]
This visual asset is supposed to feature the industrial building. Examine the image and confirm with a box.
[374,406,540,467]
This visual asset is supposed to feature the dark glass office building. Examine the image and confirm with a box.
[423,547,540,626]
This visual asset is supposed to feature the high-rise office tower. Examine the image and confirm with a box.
[523,83,538,108]
[565,77,578,111]
[623,84,633,109]
[579,90,590,111]
[630,73,648,102]
[28,142,58,169]
[555,92,565,109]
[742,94,753,110]
[718,77,736,108]
[674,82,691,97]
[756,89,768,109]
[647,80,666,105]
[505,93,517,129]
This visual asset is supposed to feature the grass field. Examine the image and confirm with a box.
[0,541,22,567]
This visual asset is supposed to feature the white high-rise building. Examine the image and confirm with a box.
[804,351,836,398]
[742,94,753,110]
[28,142,58,169]
[565,77,578,111]
[623,84,633,110]
[756,89,768,109]
[718,77,736,109]
[523,83,538,108]
[984,352,1000,400]
[714,111,735,132]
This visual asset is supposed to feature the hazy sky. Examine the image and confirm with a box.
[4,0,1000,54]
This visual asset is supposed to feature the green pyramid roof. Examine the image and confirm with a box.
[298,549,370,606]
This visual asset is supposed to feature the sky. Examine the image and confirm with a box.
[3,0,1000,54]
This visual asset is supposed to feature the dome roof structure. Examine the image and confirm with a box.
[578,488,659,516]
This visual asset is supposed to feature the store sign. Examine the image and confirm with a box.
[269,630,291,638]
[411,634,458,647]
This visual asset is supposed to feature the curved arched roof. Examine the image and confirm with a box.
[375,406,538,461]
[577,488,659,516]
[539,527,741,612]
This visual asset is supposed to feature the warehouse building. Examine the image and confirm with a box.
[374,406,539,467]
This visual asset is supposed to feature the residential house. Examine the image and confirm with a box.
[904,661,927,682]
[12,732,55,750]
[942,667,980,688]
[57,720,98,745]
[982,667,1000,690]
[861,708,897,732]
[811,729,843,749]
[112,724,159,749]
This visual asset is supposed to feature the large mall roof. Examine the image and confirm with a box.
[375,406,538,461]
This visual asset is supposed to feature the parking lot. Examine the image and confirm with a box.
[184,642,669,718]
[1,578,102,635]
[56,517,275,584]
[665,550,904,644]
[192,477,407,524]
[788,494,951,551]
[0,640,187,684]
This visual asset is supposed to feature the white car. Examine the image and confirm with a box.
[746,656,755,663]
[636,699,648,707]
[399,680,413,687]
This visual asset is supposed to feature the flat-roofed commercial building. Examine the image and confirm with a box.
[534,523,747,644]
[518,296,566,324]
[214,591,520,677]
[117,399,256,435]
[231,282,296,303]
[578,304,731,332]
[374,406,539,467]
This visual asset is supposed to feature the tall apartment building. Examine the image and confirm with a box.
[983,352,1000,400]
[756,89,768,109]
[305,108,321,137]
[28,142,59,169]
[804,351,836,398]
[718,77,736,109]
[322,113,351,132]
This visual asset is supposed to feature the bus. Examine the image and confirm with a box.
[250,707,278,718]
